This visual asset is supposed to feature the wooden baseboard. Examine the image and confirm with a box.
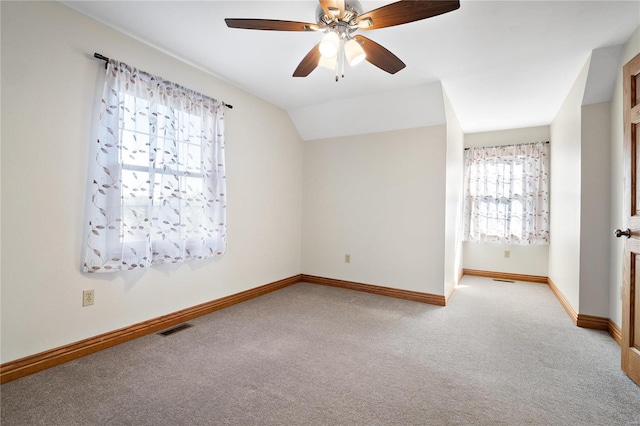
[545,277,578,325]
[3,271,624,384]
[546,279,624,346]
[608,319,622,345]
[445,284,456,304]
[0,274,302,384]
[576,313,609,330]
[577,315,623,346]
[546,278,622,346]
[301,274,446,306]
[463,269,548,284]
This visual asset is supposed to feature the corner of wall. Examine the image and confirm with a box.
[548,56,591,314]
[579,102,612,317]
[442,88,465,293]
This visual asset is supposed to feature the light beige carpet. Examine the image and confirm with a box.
[2,276,639,425]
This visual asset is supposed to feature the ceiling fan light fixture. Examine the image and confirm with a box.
[319,31,339,58]
[318,55,337,70]
[225,0,461,80]
[345,39,366,65]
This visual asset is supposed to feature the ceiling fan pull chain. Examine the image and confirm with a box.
[334,37,341,81]
[340,39,346,79]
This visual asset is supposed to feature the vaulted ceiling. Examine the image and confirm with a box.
[63,1,639,140]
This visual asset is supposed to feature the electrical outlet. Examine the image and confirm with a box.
[504,250,510,259]
[83,289,95,307]
[345,254,351,264]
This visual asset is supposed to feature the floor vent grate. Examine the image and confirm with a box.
[493,279,515,283]
[158,323,193,336]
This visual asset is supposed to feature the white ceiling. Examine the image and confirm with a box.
[63,0,639,139]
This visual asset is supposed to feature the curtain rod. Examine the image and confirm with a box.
[464,141,549,151]
[93,53,233,109]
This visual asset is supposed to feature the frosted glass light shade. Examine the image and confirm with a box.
[319,32,339,58]
[345,39,366,65]
[319,55,337,70]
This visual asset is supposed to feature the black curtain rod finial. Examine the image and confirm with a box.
[94,52,108,69]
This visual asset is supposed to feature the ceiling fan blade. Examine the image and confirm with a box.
[225,19,318,32]
[293,44,322,77]
[319,0,345,20]
[353,35,406,74]
[355,0,460,30]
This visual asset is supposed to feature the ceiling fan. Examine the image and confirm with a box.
[225,0,460,81]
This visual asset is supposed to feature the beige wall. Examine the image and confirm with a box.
[462,244,550,277]
[579,102,611,317]
[548,59,590,312]
[301,126,448,295]
[609,26,640,326]
[443,90,465,293]
[0,1,303,363]
[462,125,551,277]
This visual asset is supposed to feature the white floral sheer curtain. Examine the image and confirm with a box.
[463,142,549,245]
[83,60,226,273]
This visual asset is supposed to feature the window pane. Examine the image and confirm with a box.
[121,130,149,167]
[510,199,523,239]
[121,169,149,243]
[185,142,202,174]
[184,176,206,237]
[512,161,523,196]
[122,95,150,133]
[156,138,178,169]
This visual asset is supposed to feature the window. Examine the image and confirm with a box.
[83,61,226,273]
[118,94,208,245]
[463,142,549,245]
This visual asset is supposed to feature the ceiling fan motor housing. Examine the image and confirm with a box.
[316,0,363,26]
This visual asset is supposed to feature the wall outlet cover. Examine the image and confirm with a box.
[83,289,94,307]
